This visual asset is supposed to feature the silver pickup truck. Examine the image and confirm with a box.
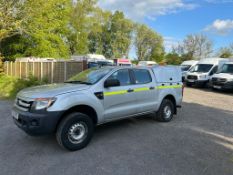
[12,66,183,151]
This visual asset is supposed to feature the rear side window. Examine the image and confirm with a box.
[108,69,131,86]
[132,69,152,84]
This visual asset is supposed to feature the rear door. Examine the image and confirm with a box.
[103,69,137,120]
[130,68,158,113]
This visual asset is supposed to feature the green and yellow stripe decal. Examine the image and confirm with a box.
[103,84,182,97]
[104,90,128,96]
[157,84,182,89]
[134,87,150,92]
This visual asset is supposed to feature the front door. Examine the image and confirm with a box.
[103,69,137,120]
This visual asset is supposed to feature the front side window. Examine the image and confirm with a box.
[133,69,152,84]
[108,69,131,86]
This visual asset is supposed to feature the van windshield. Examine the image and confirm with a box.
[220,64,233,74]
[191,64,213,73]
[181,65,191,72]
[66,67,113,85]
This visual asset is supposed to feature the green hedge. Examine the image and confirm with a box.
[0,73,47,99]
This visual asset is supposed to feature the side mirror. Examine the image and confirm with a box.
[104,79,120,88]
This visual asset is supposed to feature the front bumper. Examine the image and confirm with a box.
[211,81,233,90]
[12,107,64,136]
[186,79,208,86]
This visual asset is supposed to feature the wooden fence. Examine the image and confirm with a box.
[3,60,87,83]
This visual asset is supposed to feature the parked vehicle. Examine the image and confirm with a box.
[114,58,132,66]
[180,60,198,82]
[12,66,183,151]
[210,62,233,91]
[185,58,229,87]
[88,60,114,68]
[138,61,157,67]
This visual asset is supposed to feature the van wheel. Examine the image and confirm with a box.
[156,99,174,122]
[186,82,192,87]
[56,112,94,151]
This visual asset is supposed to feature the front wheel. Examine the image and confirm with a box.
[155,99,175,122]
[56,112,94,151]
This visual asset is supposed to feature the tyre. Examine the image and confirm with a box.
[56,112,94,151]
[156,99,175,122]
[186,82,192,87]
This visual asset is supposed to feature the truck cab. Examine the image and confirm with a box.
[211,62,233,91]
[12,66,183,151]
[180,60,198,82]
[186,58,229,87]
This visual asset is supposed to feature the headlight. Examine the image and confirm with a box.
[199,75,207,79]
[34,98,56,110]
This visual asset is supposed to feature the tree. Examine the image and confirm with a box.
[87,8,111,54]
[174,34,213,60]
[218,47,232,58]
[102,11,134,58]
[165,52,182,65]
[22,0,72,58]
[0,0,24,42]
[69,0,97,55]
[135,24,164,62]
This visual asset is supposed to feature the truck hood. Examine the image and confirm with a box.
[187,72,208,76]
[17,83,90,99]
[212,73,233,79]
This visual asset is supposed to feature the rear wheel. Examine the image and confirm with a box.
[155,99,175,122]
[56,112,94,151]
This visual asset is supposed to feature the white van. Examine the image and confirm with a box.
[186,58,229,87]
[180,60,198,81]
[210,62,233,91]
[138,61,157,67]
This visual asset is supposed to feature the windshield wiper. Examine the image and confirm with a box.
[64,81,93,85]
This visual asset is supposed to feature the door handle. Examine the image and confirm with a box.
[149,87,155,90]
[127,89,134,93]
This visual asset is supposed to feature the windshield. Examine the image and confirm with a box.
[191,64,213,73]
[181,65,191,72]
[66,68,113,85]
[220,64,233,74]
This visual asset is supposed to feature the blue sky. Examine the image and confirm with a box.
[99,0,233,58]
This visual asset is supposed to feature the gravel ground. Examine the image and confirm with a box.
[0,88,233,175]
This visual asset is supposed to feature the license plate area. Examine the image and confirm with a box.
[12,111,19,120]
[188,80,195,82]
[213,85,221,89]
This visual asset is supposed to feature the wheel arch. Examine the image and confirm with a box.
[56,105,98,131]
[163,94,177,114]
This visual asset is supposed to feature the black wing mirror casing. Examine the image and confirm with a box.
[104,79,120,88]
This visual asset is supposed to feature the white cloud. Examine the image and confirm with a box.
[98,0,197,21]
[205,0,233,3]
[204,19,233,35]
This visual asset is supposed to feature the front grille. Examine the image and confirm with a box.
[15,98,32,111]
[212,78,227,83]
[187,75,198,80]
